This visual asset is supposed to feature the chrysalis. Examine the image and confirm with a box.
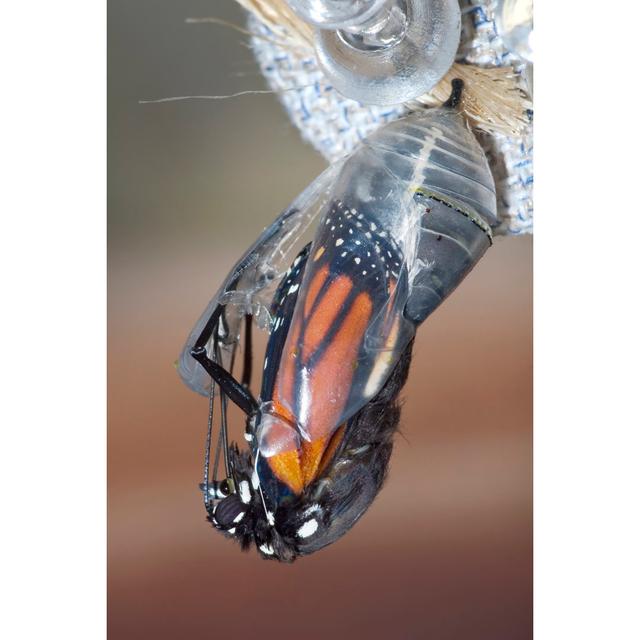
[179,81,497,561]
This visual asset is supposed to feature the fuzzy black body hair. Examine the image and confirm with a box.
[210,338,415,562]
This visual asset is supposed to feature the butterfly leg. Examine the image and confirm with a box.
[192,308,258,511]
[190,310,259,418]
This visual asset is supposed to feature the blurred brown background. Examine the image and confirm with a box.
[108,1,532,638]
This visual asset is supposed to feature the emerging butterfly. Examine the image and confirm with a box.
[178,81,497,561]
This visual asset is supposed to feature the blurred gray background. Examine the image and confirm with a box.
[109,1,532,638]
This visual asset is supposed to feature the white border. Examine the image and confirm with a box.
[1,1,640,637]
[535,1,640,638]
[1,2,106,638]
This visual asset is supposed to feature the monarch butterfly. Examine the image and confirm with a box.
[178,81,497,561]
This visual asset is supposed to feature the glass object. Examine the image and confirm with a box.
[287,0,461,105]
[288,0,391,29]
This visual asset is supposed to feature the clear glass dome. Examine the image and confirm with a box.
[313,0,461,105]
[288,0,391,29]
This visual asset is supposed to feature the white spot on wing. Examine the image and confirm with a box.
[335,238,344,247]
[259,543,274,555]
[239,480,251,504]
[297,519,319,539]
[303,504,322,517]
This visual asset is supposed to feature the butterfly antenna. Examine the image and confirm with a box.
[210,386,224,484]
[203,379,216,515]
[215,341,233,481]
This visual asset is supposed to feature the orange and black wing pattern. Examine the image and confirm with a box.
[257,200,411,499]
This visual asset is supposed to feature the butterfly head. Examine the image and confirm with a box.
[203,336,413,562]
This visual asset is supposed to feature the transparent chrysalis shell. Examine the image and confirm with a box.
[179,89,497,458]
[286,0,461,105]
[260,98,497,449]
[178,88,500,559]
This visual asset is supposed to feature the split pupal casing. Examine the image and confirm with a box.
[177,101,499,560]
[178,103,496,401]
[264,104,498,437]
[331,105,498,327]
[253,104,497,501]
